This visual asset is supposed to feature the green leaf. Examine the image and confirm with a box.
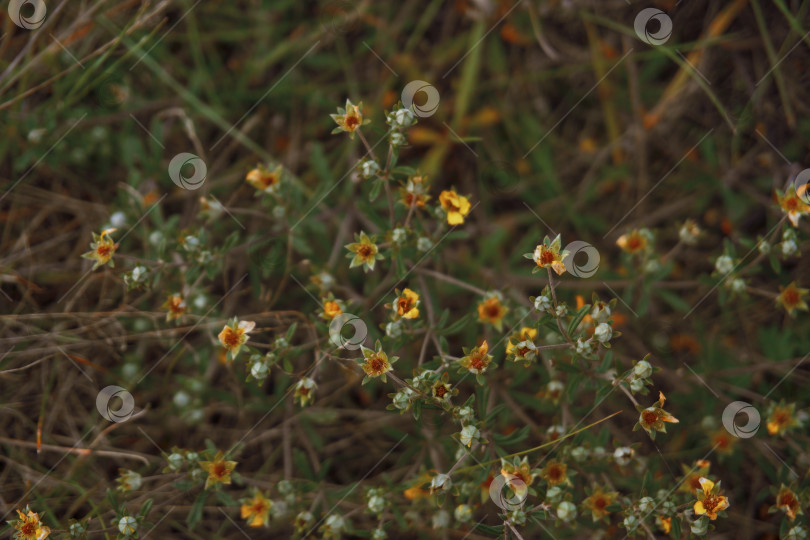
[567,304,591,336]
[138,498,154,519]
[369,178,382,202]
[187,491,207,529]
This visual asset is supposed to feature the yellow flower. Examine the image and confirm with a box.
[345,231,381,272]
[506,327,537,354]
[162,294,186,322]
[541,460,569,486]
[359,342,397,384]
[773,485,802,521]
[616,229,648,254]
[394,288,420,319]
[766,402,800,436]
[438,189,471,225]
[459,340,492,375]
[634,391,679,440]
[241,491,273,528]
[246,165,282,193]
[500,458,534,497]
[582,487,618,522]
[198,451,237,490]
[528,234,567,275]
[218,319,256,360]
[330,99,364,138]
[478,294,508,331]
[13,507,50,540]
[81,228,118,270]
[693,477,730,520]
[777,189,810,227]
[656,515,672,533]
[776,282,809,317]
[322,300,343,321]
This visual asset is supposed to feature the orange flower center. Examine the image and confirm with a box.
[702,495,722,513]
[435,385,447,398]
[357,244,374,258]
[369,356,386,374]
[397,297,413,313]
[547,465,563,482]
[213,462,228,478]
[540,250,555,265]
[470,354,485,370]
[168,297,184,313]
[259,174,278,188]
[485,302,501,318]
[785,198,798,211]
[594,497,607,509]
[345,115,360,129]
[642,410,658,425]
[779,492,798,508]
[21,522,36,535]
[222,328,240,347]
[627,236,643,250]
[783,289,799,306]
[97,245,111,257]
[773,410,790,426]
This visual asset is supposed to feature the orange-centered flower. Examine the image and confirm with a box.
[693,477,730,520]
[532,235,567,275]
[541,460,569,486]
[766,403,799,436]
[777,189,810,227]
[773,485,802,521]
[616,229,648,254]
[506,327,537,354]
[362,351,391,378]
[438,189,471,225]
[500,458,534,497]
[583,487,618,522]
[635,391,679,440]
[199,451,237,490]
[395,288,420,319]
[345,231,380,272]
[478,295,508,331]
[162,294,187,322]
[82,228,118,270]
[246,165,282,193]
[459,340,492,375]
[330,99,364,138]
[776,282,809,317]
[13,507,50,540]
[241,491,273,528]
[218,319,255,360]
